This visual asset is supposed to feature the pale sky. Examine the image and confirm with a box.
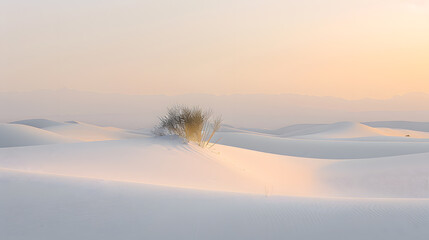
[1,0,428,99]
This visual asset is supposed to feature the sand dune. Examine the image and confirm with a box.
[292,122,429,139]
[12,119,144,142]
[289,122,388,138]
[1,119,429,239]
[1,168,428,240]
[0,133,428,198]
[1,120,428,196]
[215,132,429,159]
[11,118,144,142]
[11,118,66,128]
[0,136,324,196]
[365,121,429,133]
[0,137,266,195]
[223,121,429,139]
[318,152,429,198]
[42,121,144,141]
[0,123,74,148]
[276,122,379,138]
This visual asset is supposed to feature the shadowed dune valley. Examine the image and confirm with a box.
[2,0,429,239]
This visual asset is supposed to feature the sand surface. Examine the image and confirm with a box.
[1,119,428,239]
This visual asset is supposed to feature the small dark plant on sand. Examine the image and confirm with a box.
[154,105,222,148]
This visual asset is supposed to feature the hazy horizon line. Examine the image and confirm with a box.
[1,88,429,101]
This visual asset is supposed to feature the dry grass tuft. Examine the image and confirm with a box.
[155,105,222,147]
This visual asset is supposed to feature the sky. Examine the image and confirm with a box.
[1,0,428,100]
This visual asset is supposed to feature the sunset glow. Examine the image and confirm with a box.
[1,0,428,99]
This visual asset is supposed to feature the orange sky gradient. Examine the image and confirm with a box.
[1,0,428,99]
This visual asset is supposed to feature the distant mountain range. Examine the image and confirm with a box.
[1,89,429,129]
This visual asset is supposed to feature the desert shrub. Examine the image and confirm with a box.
[155,105,222,147]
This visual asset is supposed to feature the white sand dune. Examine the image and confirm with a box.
[0,137,266,195]
[272,123,326,136]
[291,122,429,139]
[226,121,429,139]
[11,118,144,142]
[1,119,429,239]
[289,122,392,138]
[0,136,324,196]
[11,118,66,128]
[0,134,428,198]
[0,123,74,148]
[318,152,429,198]
[1,168,428,240]
[365,121,429,133]
[42,121,144,141]
[215,132,429,159]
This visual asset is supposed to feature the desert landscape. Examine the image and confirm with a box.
[2,0,429,239]
[1,117,428,239]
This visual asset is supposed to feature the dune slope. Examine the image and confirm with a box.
[42,121,143,141]
[0,123,74,148]
[0,134,428,198]
[11,118,66,128]
[215,132,429,159]
[1,168,428,240]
